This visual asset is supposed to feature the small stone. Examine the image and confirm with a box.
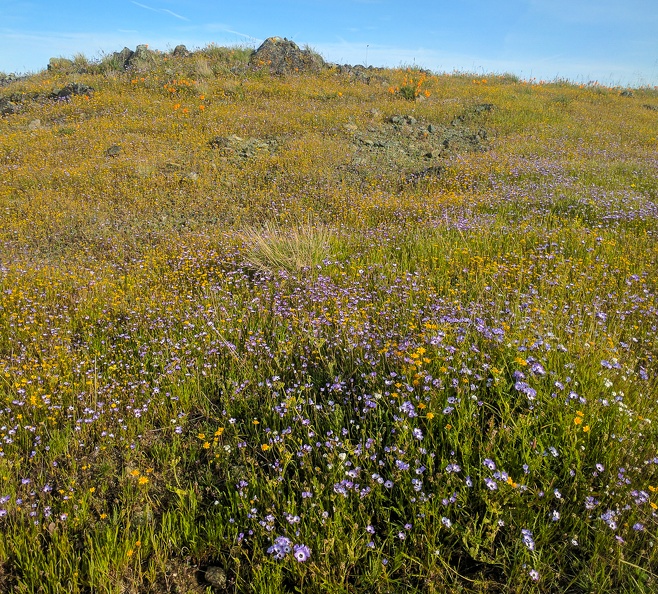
[106,145,121,157]
[473,103,495,113]
[404,115,417,125]
[427,124,438,134]
[28,119,41,130]
[53,82,94,99]
[205,566,227,588]
[209,136,230,149]
[0,98,19,116]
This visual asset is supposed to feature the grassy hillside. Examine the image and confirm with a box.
[1,45,657,593]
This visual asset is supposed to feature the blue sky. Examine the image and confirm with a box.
[2,0,657,86]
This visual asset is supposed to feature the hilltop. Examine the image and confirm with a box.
[0,41,657,593]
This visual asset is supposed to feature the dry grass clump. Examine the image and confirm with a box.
[237,222,334,274]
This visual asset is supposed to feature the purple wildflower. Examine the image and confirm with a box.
[293,544,311,562]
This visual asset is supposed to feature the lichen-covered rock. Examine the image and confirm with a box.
[105,144,121,157]
[0,97,19,116]
[208,135,278,158]
[112,47,134,69]
[132,44,152,62]
[0,73,22,87]
[47,57,74,72]
[249,37,325,74]
[108,45,157,70]
[51,82,94,99]
[204,566,227,589]
[172,44,190,57]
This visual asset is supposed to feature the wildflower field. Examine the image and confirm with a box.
[1,46,657,592]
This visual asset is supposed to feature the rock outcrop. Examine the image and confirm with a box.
[249,37,325,74]
[109,44,157,70]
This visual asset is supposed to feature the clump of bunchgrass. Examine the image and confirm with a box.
[237,221,334,274]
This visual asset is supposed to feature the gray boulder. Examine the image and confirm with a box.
[51,82,94,99]
[108,44,158,70]
[0,97,19,116]
[112,47,134,69]
[47,57,74,72]
[172,44,190,57]
[249,37,325,74]
[132,44,152,62]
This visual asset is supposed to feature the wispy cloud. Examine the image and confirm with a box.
[131,1,158,13]
[131,1,189,21]
[162,9,188,21]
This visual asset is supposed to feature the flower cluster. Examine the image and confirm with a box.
[267,536,311,562]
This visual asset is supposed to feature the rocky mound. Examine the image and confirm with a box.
[107,44,158,70]
[343,104,495,185]
[249,37,325,74]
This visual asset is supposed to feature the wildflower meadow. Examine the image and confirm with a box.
[0,45,657,592]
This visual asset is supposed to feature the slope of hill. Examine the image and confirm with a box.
[1,42,657,593]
